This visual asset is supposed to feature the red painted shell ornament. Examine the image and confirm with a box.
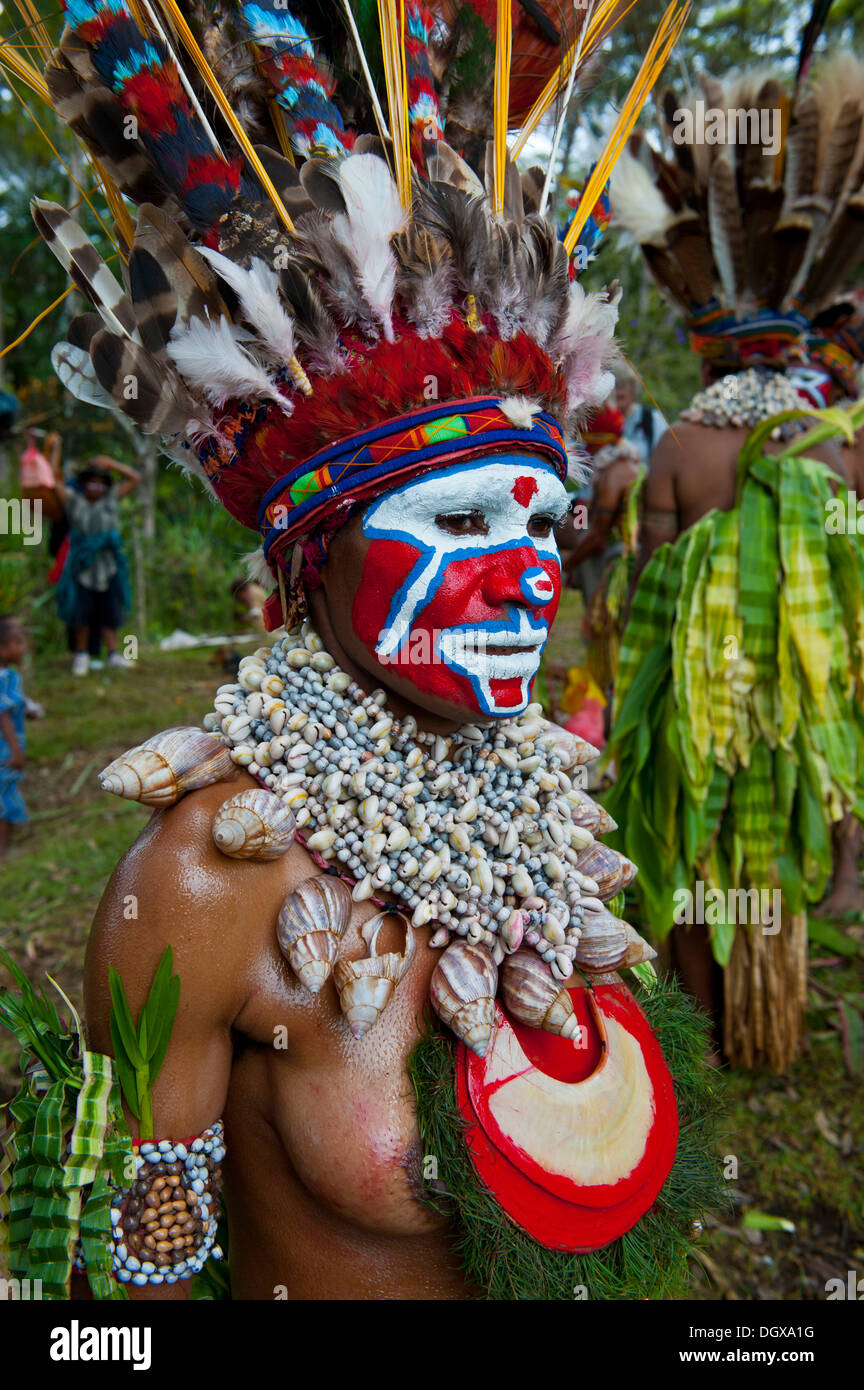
[456,982,678,1251]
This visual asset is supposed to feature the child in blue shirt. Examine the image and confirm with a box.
[0,615,36,856]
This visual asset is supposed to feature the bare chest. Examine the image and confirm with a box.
[227,905,445,1239]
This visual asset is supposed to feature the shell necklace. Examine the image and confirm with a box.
[203,620,635,982]
[680,368,806,434]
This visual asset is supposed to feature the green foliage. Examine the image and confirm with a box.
[407,974,727,1300]
[143,472,256,639]
[605,412,864,959]
[108,948,180,1140]
[0,949,132,1299]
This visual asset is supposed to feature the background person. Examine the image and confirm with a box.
[0,614,42,857]
[613,365,666,467]
[231,576,269,632]
[53,456,139,675]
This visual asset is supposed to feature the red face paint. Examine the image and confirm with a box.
[353,543,561,716]
[351,458,567,718]
[511,475,539,507]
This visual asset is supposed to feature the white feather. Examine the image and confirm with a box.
[610,153,676,246]
[332,154,407,340]
[498,395,542,430]
[168,316,291,412]
[566,445,591,487]
[243,548,275,587]
[551,283,621,412]
[198,249,299,367]
[551,281,621,362]
[50,342,114,411]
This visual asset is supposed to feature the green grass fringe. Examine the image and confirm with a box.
[407,973,727,1300]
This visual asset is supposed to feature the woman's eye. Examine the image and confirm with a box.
[435,510,489,536]
[527,514,555,538]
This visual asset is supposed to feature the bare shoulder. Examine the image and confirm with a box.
[804,435,850,484]
[651,421,731,469]
[596,456,639,505]
[84,771,319,1041]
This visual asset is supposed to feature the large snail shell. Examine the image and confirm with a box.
[568,790,617,835]
[429,940,498,1058]
[543,724,600,769]
[277,875,351,992]
[212,788,296,860]
[594,804,617,835]
[333,912,416,1037]
[573,907,630,971]
[500,950,581,1040]
[99,728,233,807]
[575,907,657,973]
[622,920,657,968]
[574,842,637,900]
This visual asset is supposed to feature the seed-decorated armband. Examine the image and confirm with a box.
[111,1123,225,1285]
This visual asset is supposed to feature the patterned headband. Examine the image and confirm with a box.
[805,336,861,396]
[256,397,569,564]
[687,305,810,366]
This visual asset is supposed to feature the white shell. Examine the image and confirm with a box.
[277,875,352,992]
[99,728,232,807]
[333,913,416,1037]
[212,789,296,860]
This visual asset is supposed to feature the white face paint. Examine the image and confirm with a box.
[353,457,569,717]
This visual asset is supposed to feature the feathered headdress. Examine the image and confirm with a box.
[610,53,864,390]
[10,0,687,596]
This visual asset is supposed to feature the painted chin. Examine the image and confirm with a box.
[377,618,549,718]
[437,617,546,715]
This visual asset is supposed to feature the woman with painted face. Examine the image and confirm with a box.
[1,0,717,1303]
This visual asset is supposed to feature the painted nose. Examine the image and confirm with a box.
[482,551,553,607]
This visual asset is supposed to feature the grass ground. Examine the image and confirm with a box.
[1,599,862,1301]
[0,646,230,1024]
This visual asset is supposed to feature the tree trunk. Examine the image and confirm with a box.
[723,911,808,1071]
[137,437,159,543]
[0,275,10,494]
[131,510,147,640]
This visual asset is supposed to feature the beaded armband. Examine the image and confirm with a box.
[109,1121,225,1286]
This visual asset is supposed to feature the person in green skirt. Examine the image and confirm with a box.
[607,56,864,1069]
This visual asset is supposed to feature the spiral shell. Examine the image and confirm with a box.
[541,724,600,769]
[99,728,232,807]
[277,875,352,992]
[622,922,656,967]
[212,788,296,860]
[500,949,582,1039]
[429,940,498,1057]
[573,842,637,900]
[572,907,630,972]
[333,911,415,1037]
[566,790,617,835]
[575,907,657,973]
